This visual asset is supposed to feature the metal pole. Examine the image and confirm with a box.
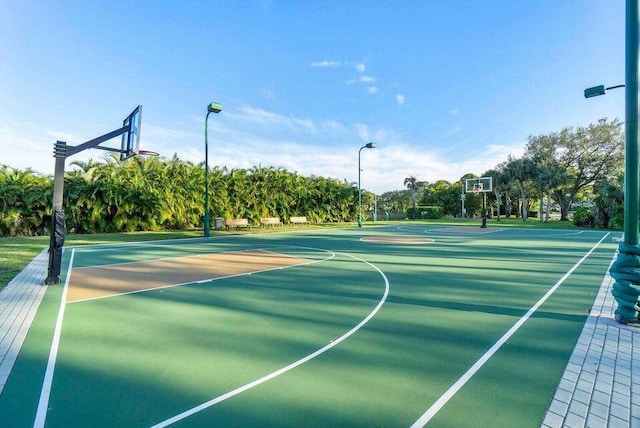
[358,146,363,227]
[45,142,67,285]
[610,0,640,325]
[481,192,487,228]
[625,0,639,246]
[373,195,377,222]
[204,111,211,237]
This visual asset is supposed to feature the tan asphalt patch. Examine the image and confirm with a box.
[67,250,308,303]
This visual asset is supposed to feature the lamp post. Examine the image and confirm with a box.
[586,0,639,325]
[358,142,376,227]
[204,101,222,237]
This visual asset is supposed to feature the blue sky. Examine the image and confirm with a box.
[0,1,625,194]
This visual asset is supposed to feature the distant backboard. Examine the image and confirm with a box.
[465,176,493,194]
[120,105,142,160]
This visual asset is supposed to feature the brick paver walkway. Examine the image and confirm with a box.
[542,255,640,428]
[0,250,48,394]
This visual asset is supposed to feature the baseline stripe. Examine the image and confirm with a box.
[410,232,610,427]
[33,248,75,428]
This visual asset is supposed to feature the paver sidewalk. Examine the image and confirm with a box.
[0,250,48,394]
[542,256,640,428]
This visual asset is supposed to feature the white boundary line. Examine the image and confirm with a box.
[410,232,610,427]
[150,251,389,428]
[33,248,75,428]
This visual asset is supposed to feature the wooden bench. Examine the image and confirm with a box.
[260,217,283,227]
[225,218,252,230]
[289,216,310,226]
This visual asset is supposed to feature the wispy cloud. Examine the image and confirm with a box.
[229,106,317,134]
[396,94,405,105]
[144,123,199,141]
[440,126,463,139]
[313,60,382,96]
[311,60,341,67]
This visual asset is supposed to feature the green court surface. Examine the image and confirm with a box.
[0,225,618,427]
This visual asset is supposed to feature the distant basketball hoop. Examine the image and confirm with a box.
[465,176,493,229]
[465,177,492,194]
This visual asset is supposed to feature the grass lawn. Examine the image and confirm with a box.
[0,217,608,292]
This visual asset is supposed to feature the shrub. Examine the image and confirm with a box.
[407,206,444,219]
[609,206,624,230]
[572,206,595,227]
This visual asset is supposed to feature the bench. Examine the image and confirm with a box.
[290,216,310,226]
[225,218,252,230]
[260,217,283,227]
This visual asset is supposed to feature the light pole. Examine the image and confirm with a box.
[204,101,222,237]
[358,142,376,227]
[586,0,639,325]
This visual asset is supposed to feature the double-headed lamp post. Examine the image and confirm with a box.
[204,101,223,237]
[358,142,376,227]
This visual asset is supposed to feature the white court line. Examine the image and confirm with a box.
[33,249,75,428]
[410,232,610,427]
[150,251,389,428]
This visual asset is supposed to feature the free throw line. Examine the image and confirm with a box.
[410,232,610,427]
[33,248,75,428]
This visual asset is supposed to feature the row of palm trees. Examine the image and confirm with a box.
[0,155,373,237]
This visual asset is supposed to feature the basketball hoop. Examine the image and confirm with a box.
[473,188,481,197]
[137,149,160,157]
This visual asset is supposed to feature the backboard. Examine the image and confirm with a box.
[465,176,493,194]
[120,105,142,160]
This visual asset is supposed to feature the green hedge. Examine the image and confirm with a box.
[0,158,362,237]
[407,206,444,219]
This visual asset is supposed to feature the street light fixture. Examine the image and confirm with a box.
[358,142,376,227]
[584,84,625,98]
[204,101,223,237]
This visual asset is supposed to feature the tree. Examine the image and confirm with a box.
[525,118,624,221]
[378,189,413,218]
[404,175,419,220]
[593,171,624,229]
[481,167,506,219]
[421,180,460,217]
[502,155,536,222]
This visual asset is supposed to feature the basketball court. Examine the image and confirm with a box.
[0,225,619,427]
